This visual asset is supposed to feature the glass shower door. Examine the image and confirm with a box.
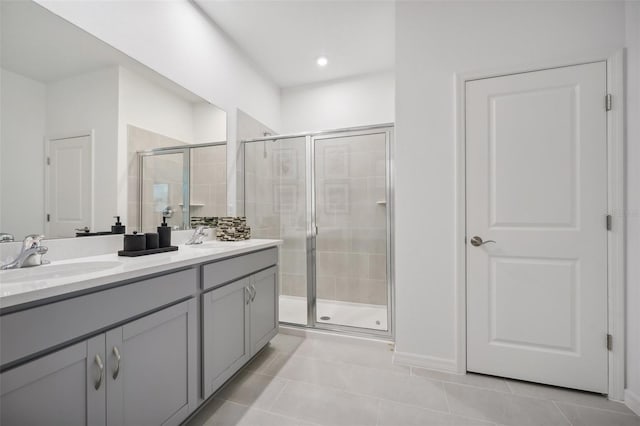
[139,150,188,232]
[244,137,309,325]
[313,131,389,331]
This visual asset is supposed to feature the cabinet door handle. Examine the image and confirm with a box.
[94,354,104,390]
[245,286,251,305]
[112,346,121,380]
[251,284,257,302]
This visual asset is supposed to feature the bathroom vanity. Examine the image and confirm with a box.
[0,240,280,426]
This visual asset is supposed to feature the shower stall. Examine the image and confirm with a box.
[243,124,394,338]
[135,142,227,232]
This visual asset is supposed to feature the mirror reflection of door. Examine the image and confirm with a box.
[45,134,93,238]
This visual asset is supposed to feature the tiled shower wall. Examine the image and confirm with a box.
[190,145,227,219]
[315,134,387,306]
[245,132,388,307]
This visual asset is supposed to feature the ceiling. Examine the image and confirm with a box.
[194,0,395,88]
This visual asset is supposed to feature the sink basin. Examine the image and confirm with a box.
[0,261,123,284]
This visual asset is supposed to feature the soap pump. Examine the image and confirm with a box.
[111,216,126,234]
[158,216,172,248]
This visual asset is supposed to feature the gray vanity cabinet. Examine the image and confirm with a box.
[201,255,279,400]
[106,299,198,426]
[0,335,106,426]
[0,299,197,426]
[202,277,252,399]
[250,266,279,354]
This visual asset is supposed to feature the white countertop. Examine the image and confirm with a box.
[0,239,281,310]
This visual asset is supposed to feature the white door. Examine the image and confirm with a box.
[466,62,608,393]
[46,135,92,238]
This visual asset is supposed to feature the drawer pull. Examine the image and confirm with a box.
[245,286,251,305]
[112,346,121,380]
[94,354,104,390]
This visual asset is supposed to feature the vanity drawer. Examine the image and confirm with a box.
[202,248,278,291]
[0,268,197,369]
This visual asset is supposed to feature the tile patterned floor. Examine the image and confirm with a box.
[187,333,639,426]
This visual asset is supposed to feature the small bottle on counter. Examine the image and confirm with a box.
[111,216,126,234]
[158,216,172,248]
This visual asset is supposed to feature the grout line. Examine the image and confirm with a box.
[504,379,514,394]
[442,381,452,414]
[555,400,639,417]
[374,398,382,426]
[414,375,514,394]
[552,400,575,426]
[270,348,410,378]
[265,378,292,414]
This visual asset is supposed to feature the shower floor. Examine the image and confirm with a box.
[279,295,388,331]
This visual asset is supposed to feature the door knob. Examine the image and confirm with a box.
[470,236,496,247]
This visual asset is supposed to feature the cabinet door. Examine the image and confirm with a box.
[202,277,251,399]
[106,299,197,426]
[250,266,279,355]
[0,335,106,426]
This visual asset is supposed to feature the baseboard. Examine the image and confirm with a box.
[393,350,460,374]
[625,389,640,416]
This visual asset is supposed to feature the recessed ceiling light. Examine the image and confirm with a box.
[316,56,328,67]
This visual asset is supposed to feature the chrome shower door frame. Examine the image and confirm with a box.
[307,126,394,339]
[241,123,395,340]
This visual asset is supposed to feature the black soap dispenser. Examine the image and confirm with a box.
[158,216,172,248]
[111,216,126,234]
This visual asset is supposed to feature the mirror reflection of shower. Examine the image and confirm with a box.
[135,138,227,233]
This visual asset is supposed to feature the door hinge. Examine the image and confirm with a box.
[606,214,612,231]
[46,157,50,166]
[605,94,612,111]
[607,334,613,351]
[46,213,50,222]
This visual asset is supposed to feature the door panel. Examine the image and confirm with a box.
[202,278,251,399]
[0,336,105,426]
[250,266,279,353]
[466,62,608,392]
[47,135,92,238]
[106,300,197,426]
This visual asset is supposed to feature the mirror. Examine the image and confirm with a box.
[0,1,227,241]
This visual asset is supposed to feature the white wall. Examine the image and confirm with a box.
[280,71,394,133]
[193,103,227,144]
[394,0,626,368]
[36,0,281,215]
[119,67,195,145]
[0,69,47,240]
[625,0,640,411]
[46,67,119,233]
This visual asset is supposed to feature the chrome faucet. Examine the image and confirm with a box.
[185,226,209,245]
[1,234,49,270]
